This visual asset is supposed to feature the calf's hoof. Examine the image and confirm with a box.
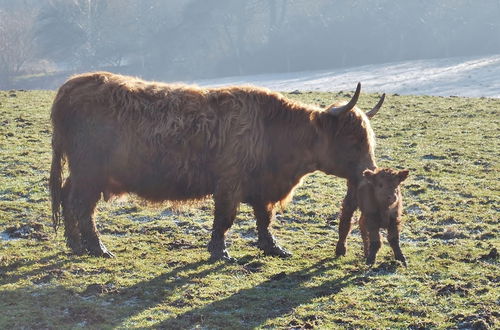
[396,255,407,267]
[366,255,376,266]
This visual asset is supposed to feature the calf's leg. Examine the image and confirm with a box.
[252,201,291,258]
[388,222,407,266]
[335,181,358,257]
[366,227,381,265]
[358,214,369,258]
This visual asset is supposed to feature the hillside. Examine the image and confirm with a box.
[198,55,500,98]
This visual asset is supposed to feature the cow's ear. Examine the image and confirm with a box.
[363,169,375,183]
[397,170,409,182]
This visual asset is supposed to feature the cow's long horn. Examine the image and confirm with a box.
[327,82,361,116]
[365,93,385,118]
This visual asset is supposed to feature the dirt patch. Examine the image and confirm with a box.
[33,268,67,284]
[288,316,318,329]
[63,306,106,326]
[81,283,120,296]
[3,222,49,241]
[167,239,197,250]
[242,261,264,273]
[432,227,468,240]
[451,311,498,329]
[434,283,469,297]
[370,261,400,273]
[270,271,287,281]
[422,154,447,160]
[478,247,498,261]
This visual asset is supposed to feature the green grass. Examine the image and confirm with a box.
[0,89,498,329]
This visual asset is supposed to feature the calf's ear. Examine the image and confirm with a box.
[397,170,409,182]
[363,169,375,183]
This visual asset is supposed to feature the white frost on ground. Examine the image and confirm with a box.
[197,55,500,97]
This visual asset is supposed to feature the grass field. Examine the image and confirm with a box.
[0,89,498,329]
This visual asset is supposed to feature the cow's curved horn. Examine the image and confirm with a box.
[327,82,361,116]
[366,93,385,118]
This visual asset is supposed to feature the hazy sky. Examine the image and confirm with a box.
[1,0,499,89]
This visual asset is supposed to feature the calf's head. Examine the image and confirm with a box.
[363,168,409,207]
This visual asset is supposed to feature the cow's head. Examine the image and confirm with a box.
[316,83,385,181]
[363,168,409,207]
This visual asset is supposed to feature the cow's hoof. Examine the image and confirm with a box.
[263,245,292,258]
[335,244,347,257]
[67,238,85,255]
[208,239,235,262]
[209,249,236,263]
[257,235,291,258]
[86,240,115,258]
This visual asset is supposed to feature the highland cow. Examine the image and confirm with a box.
[49,71,385,261]
[358,168,409,266]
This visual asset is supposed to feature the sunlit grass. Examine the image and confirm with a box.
[0,89,498,328]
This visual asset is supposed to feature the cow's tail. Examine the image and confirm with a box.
[49,126,64,233]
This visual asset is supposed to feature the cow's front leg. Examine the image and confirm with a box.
[252,201,291,258]
[335,181,358,257]
[388,222,407,266]
[208,183,241,262]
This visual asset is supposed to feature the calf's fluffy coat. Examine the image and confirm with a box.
[358,168,409,265]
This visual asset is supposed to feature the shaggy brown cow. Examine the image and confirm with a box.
[358,168,409,266]
[49,71,385,260]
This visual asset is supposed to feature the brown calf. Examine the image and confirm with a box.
[357,168,409,266]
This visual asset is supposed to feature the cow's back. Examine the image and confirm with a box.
[51,72,274,202]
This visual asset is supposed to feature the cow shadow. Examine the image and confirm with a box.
[0,251,70,286]
[104,256,369,328]
[1,250,385,328]
[152,258,364,328]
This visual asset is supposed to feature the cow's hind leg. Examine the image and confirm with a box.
[335,181,358,257]
[207,182,241,262]
[66,177,114,258]
[61,177,84,254]
[252,201,291,258]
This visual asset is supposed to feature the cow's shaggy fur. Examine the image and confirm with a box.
[50,71,382,260]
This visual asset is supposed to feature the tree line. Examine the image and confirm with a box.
[1,0,499,89]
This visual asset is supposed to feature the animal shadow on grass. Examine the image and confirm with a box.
[154,258,366,328]
[0,251,69,286]
[1,253,380,328]
[0,258,227,328]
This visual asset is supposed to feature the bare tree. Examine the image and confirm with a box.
[0,10,36,88]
